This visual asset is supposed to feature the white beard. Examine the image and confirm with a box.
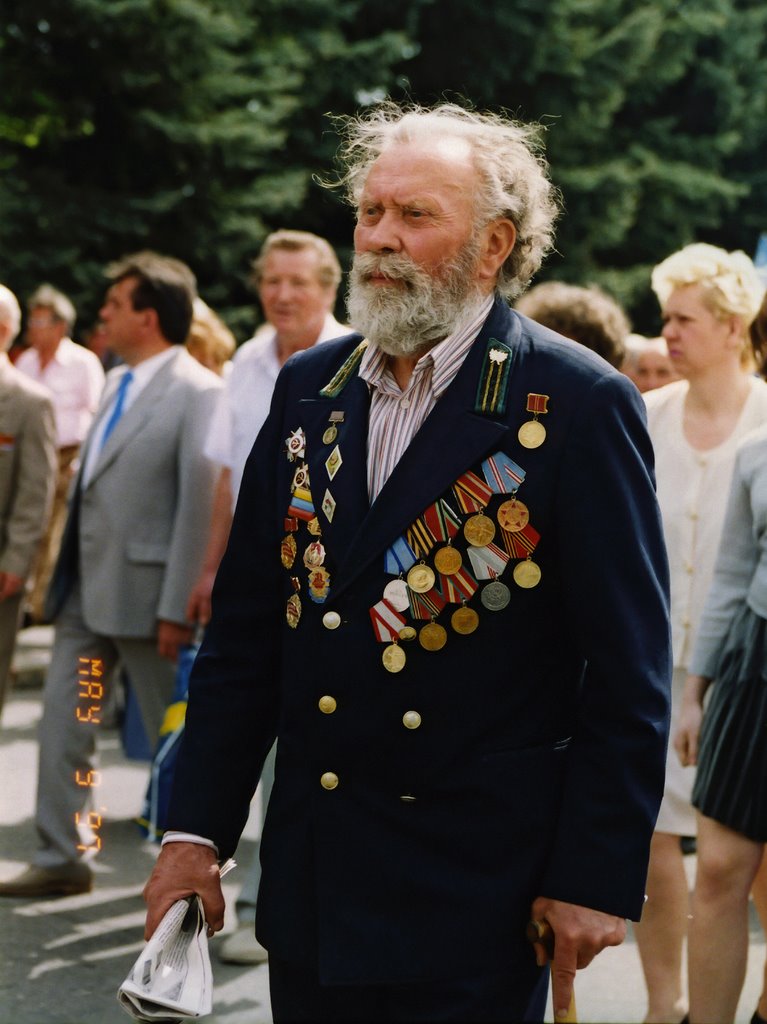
[346,244,487,358]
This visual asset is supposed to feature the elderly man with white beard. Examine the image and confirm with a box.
[143,102,671,1023]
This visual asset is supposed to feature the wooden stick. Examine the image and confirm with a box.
[526,919,578,1023]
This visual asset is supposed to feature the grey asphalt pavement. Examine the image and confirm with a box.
[1,628,764,1024]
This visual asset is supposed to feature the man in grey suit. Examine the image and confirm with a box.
[0,284,57,714]
[0,253,222,897]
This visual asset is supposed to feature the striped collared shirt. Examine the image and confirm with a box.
[359,295,494,501]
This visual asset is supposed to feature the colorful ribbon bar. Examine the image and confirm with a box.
[467,542,510,581]
[384,536,417,575]
[287,486,315,522]
[407,517,437,558]
[452,470,494,514]
[500,522,540,559]
[526,393,550,415]
[409,587,447,620]
[439,565,479,603]
[422,499,461,542]
[370,599,407,643]
[481,452,526,495]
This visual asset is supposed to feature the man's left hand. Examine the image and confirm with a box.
[157,619,193,662]
[529,897,626,1020]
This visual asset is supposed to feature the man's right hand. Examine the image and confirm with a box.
[143,842,225,940]
[185,569,217,626]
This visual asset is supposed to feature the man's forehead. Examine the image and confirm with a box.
[363,136,477,193]
[261,248,322,280]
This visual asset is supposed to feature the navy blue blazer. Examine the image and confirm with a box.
[169,296,671,986]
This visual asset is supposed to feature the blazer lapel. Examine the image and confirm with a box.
[331,299,522,599]
[298,373,371,561]
[84,349,181,488]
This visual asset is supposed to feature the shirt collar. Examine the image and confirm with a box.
[113,344,177,390]
[359,294,494,396]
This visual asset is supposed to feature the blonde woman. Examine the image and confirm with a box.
[635,243,767,1023]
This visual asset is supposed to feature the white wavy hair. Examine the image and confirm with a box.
[0,284,21,344]
[651,243,765,330]
[330,102,560,300]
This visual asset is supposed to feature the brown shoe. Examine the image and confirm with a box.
[0,862,92,898]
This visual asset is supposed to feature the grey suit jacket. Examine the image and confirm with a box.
[48,347,222,637]
[0,357,56,580]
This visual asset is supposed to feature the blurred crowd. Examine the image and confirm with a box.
[1,228,766,1024]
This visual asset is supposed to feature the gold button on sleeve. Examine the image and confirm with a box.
[402,711,422,730]
[318,695,337,714]
[320,772,339,790]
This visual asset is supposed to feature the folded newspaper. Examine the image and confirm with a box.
[117,895,212,1022]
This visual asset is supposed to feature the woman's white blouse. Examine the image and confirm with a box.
[644,376,767,668]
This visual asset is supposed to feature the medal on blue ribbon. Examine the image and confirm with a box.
[385,536,417,575]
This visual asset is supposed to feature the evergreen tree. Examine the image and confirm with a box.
[378,0,767,331]
[0,0,406,338]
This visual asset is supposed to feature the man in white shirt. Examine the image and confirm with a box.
[16,285,104,621]
[187,230,346,964]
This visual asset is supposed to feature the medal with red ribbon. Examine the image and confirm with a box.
[439,564,479,603]
[518,394,550,449]
[423,498,461,541]
[370,598,407,642]
[452,470,494,514]
[408,586,447,620]
[500,522,540,559]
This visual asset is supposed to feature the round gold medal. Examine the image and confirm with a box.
[464,513,496,547]
[407,562,436,593]
[419,621,447,651]
[513,559,542,589]
[433,545,462,575]
[451,605,479,635]
[518,419,546,449]
[399,625,417,641]
[286,593,302,628]
[322,425,338,445]
[382,643,406,673]
[497,499,530,533]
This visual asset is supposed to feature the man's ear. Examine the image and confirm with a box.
[478,219,517,282]
[139,306,160,336]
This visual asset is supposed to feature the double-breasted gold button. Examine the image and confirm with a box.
[318,695,337,714]
[402,711,422,730]
[320,772,339,790]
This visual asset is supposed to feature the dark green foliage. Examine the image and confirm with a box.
[0,0,406,338]
[1,0,766,338]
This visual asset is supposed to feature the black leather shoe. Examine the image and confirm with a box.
[0,862,92,897]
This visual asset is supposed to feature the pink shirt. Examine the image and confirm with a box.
[16,337,104,447]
